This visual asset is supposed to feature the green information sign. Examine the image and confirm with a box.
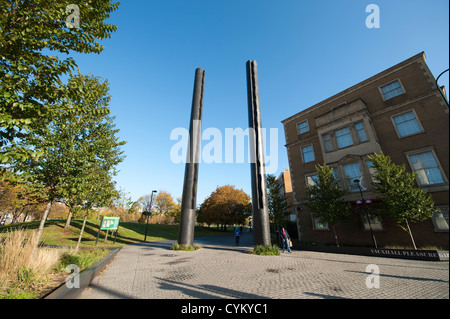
[100,217,120,230]
[96,217,120,245]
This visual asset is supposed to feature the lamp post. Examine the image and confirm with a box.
[144,190,157,242]
[436,69,449,108]
[354,179,378,248]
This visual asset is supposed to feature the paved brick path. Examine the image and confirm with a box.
[78,232,449,299]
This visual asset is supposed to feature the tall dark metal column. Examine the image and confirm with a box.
[246,60,271,246]
[178,68,205,246]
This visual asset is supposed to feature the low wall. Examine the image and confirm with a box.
[296,245,449,262]
[43,247,121,299]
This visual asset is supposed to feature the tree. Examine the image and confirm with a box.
[153,191,176,224]
[302,164,351,247]
[171,197,182,224]
[266,174,291,229]
[128,197,144,222]
[368,153,436,249]
[139,193,155,213]
[57,75,125,228]
[75,168,118,251]
[198,185,252,230]
[6,73,125,252]
[0,0,119,163]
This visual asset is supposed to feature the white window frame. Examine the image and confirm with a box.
[379,78,406,101]
[391,109,424,138]
[297,120,309,135]
[405,148,448,187]
[322,133,334,152]
[305,173,319,186]
[432,207,449,232]
[354,121,368,143]
[343,162,365,192]
[365,160,379,183]
[301,144,315,163]
[335,126,354,149]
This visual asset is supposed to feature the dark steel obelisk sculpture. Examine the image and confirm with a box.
[246,60,271,246]
[178,68,205,246]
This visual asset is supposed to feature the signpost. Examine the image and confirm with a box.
[95,217,120,245]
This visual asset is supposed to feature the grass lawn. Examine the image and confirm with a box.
[1,219,225,249]
[0,220,224,299]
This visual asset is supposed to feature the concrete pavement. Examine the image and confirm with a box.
[78,232,449,299]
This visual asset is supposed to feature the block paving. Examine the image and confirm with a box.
[78,232,449,299]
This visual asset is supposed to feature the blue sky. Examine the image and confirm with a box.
[72,0,449,204]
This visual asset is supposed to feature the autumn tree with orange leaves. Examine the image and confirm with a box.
[198,185,252,230]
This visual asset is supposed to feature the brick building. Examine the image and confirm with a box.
[281,52,449,249]
[276,170,296,222]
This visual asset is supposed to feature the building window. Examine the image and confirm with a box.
[366,160,378,183]
[312,215,329,230]
[322,133,334,152]
[354,121,368,143]
[335,127,354,149]
[380,80,405,100]
[343,162,364,191]
[301,145,315,163]
[392,111,422,137]
[362,214,384,231]
[306,174,319,186]
[297,120,309,134]
[332,167,342,189]
[433,208,449,232]
[408,151,445,186]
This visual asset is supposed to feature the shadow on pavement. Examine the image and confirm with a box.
[156,277,268,299]
[344,270,449,283]
[303,292,346,299]
[85,283,134,299]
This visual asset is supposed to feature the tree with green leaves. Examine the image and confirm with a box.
[0,0,119,163]
[266,174,290,229]
[58,75,124,228]
[7,73,125,251]
[302,164,351,247]
[75,167,118,251]
[368,153,436,249]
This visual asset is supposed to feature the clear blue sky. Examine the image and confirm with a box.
[72,0,449,204]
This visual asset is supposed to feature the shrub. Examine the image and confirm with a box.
[0,229,62,297]
[171,242,202,251]
[251,244,280,256]
[54,248,110,273]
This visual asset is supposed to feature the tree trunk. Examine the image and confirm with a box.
[332,225,339,247]
[32,200,53,254]
[405,218,417,250]
[23,210,29,223]
[65,208,73,229]
[75,210,89,252]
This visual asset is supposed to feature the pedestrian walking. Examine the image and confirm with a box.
[234,227,242,245]
[279,226,292,253]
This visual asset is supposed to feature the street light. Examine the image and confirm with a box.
[144,190,157,242]
[354,179,378,248]
[436,69,449,108]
